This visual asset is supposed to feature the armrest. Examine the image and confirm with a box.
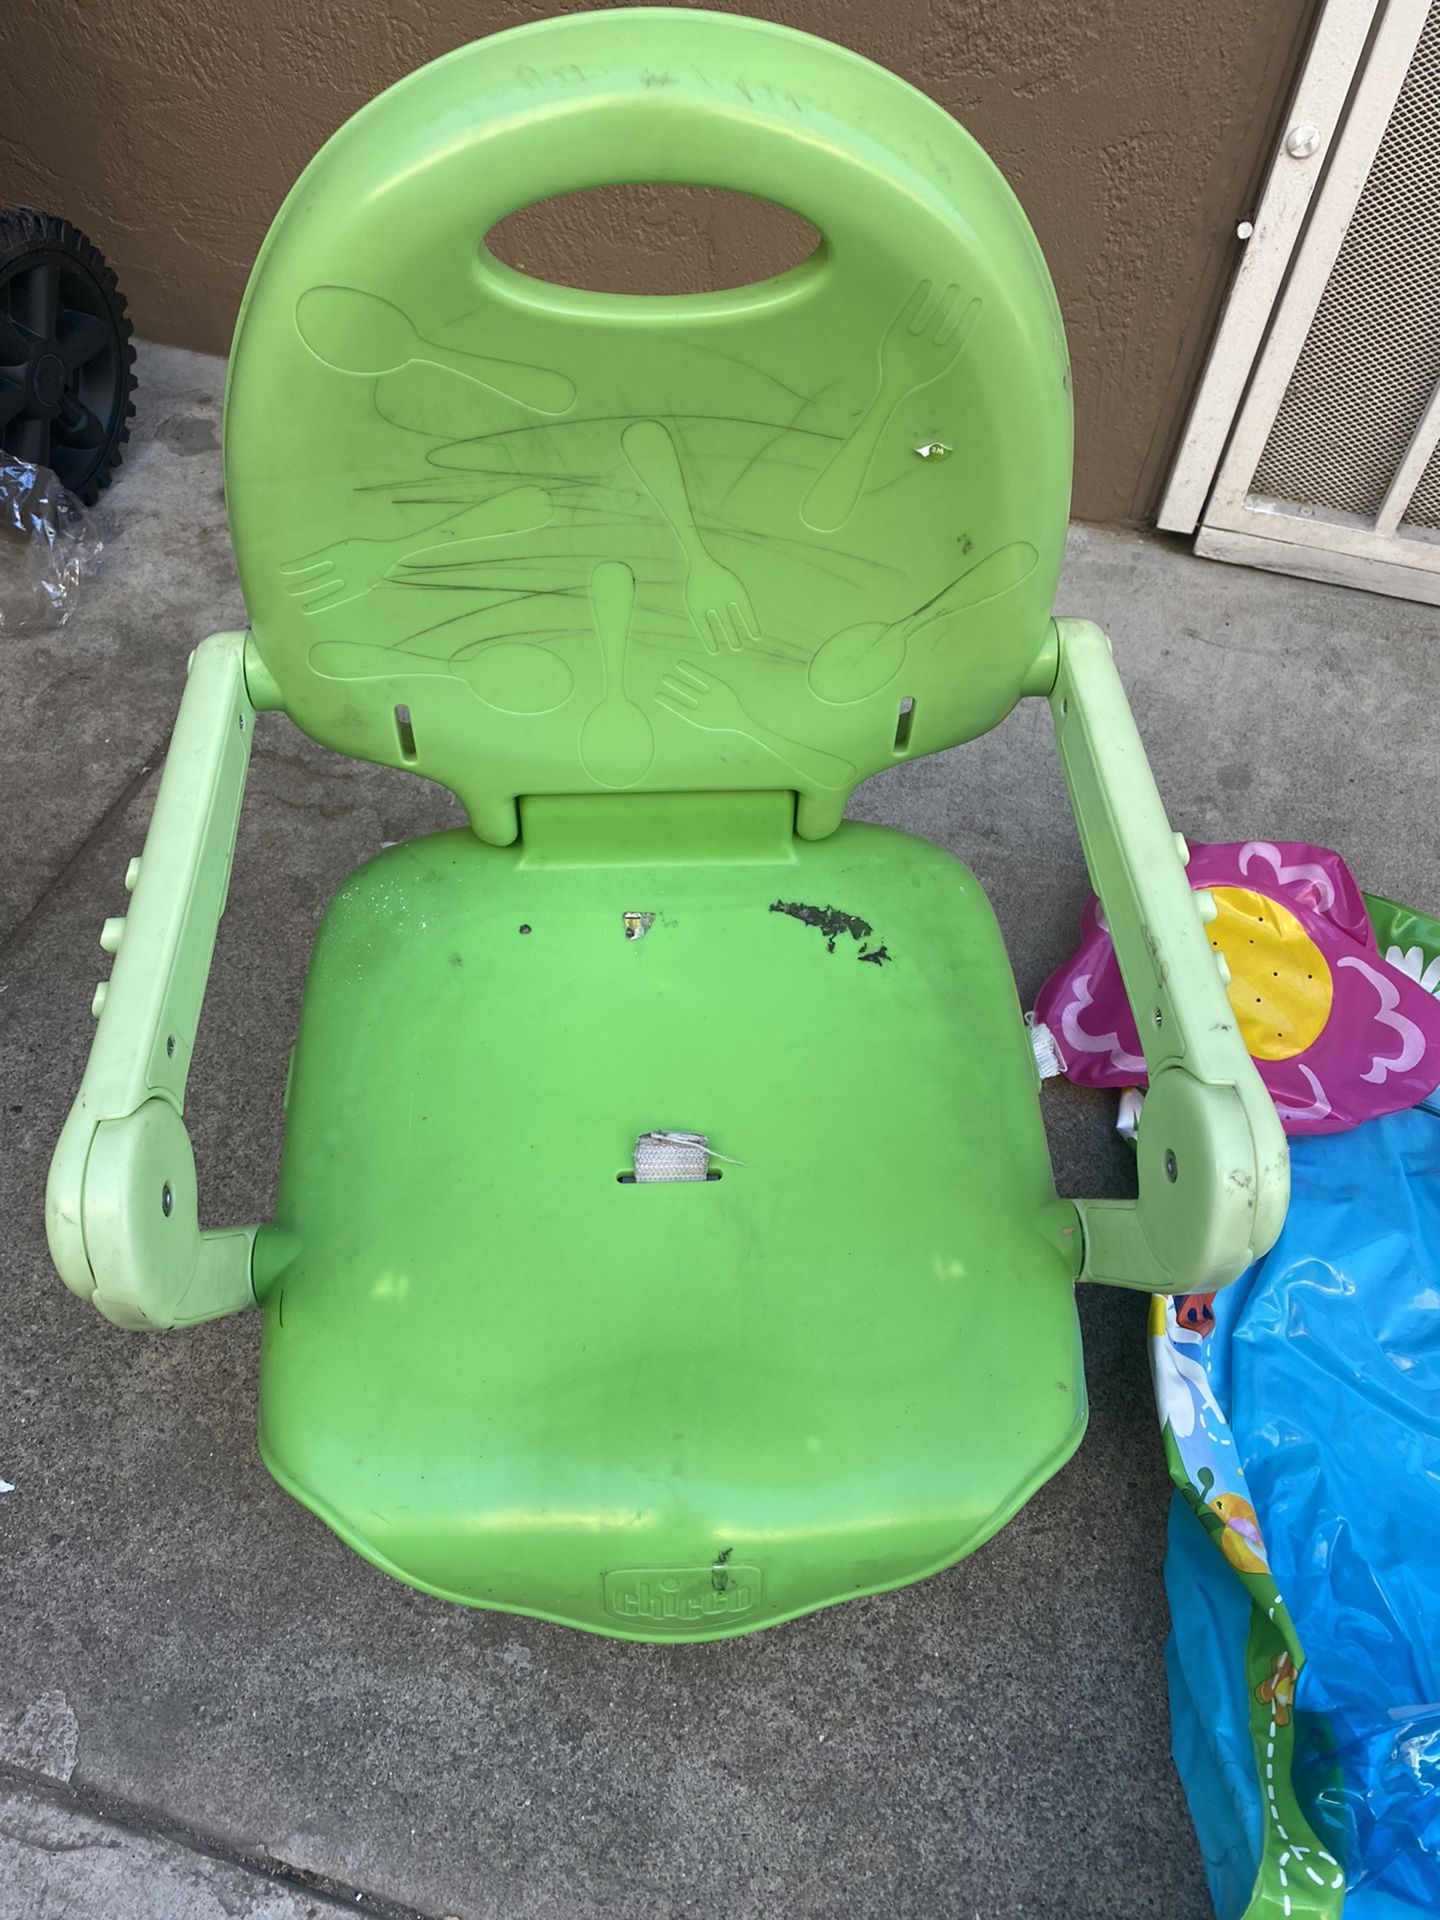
[1047,618,1288,1293]
[46,631,261,1329]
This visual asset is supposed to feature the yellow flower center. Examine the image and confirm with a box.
[1208,885,1333,1061]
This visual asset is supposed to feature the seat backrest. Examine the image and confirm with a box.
[225,8,1071,844]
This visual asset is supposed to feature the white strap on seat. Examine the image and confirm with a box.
[633,1132,711,1182]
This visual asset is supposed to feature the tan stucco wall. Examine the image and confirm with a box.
[0,1,1315,524]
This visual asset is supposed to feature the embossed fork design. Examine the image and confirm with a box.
[622,419,759,654]
[655,661,855,790]
[803,279,981,531]
[278,485,551,612]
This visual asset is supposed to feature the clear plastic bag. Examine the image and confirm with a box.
[0,457,102,632]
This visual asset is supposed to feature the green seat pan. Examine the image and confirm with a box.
[261,797,1082,1637]
[46,9,1286,1645]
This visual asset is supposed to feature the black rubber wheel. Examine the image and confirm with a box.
[0,208,137,504]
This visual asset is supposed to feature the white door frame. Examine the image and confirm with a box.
[1161,0,1440,605]
[1158,0,1385,533]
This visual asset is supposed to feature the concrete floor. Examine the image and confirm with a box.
[4,342,1439,1919]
